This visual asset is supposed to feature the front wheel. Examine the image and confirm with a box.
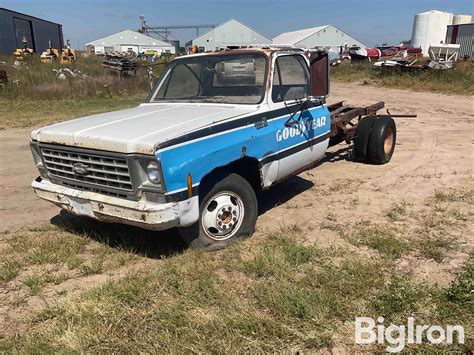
[178,173,258,251]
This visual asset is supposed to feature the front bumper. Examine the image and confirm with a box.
[32,177,184,230]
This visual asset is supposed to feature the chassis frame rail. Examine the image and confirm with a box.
[328,101,385,141]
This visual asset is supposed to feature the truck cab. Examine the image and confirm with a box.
[30,48,395,251]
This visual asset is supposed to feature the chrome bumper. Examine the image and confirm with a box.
[32,177,182,230]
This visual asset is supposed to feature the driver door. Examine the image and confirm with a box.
[269,54,325,179]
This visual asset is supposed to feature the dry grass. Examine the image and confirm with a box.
[0,221,139,295]
[385,200,410,221]
[331,60,474,95]
[1,226,385,352]
[338,187,472,265]
[344,224,412,260]
[0,190,472,352]
[0,53,165,129]
[0,54,162,100]
[433,188,474,204]
[0,224,471,352]
[0,95,145,129]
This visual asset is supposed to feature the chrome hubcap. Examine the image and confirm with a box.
[201,191,244,241]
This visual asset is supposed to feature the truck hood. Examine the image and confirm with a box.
[31,103,258,154]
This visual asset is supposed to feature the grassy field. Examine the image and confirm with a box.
[0,54,157,100]
[0,188,472,352]
[0,95,145,129]
[0,53,162,129]
[331,60,474,95]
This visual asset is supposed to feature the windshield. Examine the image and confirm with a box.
[148,53,267,104]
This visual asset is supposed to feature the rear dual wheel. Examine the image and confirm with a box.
[354,115,396,164]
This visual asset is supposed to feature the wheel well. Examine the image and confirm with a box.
[199,157,261,199]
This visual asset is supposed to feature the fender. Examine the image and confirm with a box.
[157,113,278,201]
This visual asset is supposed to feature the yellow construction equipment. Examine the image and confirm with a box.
[60,47,76,64]
[14,36,33,61]
[40,41,59,63]
[145,49,158,56]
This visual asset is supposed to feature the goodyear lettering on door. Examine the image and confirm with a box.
[276,116,327,142]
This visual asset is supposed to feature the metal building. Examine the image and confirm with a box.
[272,25,366,51]
[445,23,474,59]
[191,19,272,52]
[86,29,175,55]
[0,7,63,54]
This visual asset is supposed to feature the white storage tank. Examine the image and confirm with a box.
[411,10,454,55]
[452,14,472,25]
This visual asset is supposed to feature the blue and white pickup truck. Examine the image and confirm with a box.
[30,48,396,250]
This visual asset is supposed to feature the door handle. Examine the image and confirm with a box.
[254,117,268,129]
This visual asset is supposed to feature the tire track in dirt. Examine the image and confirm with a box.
[375,127,437,189]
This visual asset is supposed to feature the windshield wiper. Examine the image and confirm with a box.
[154,96,227,103]
[193,96,226,103]
[182,63,206,93]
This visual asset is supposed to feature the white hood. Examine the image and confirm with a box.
[31,103,258,154]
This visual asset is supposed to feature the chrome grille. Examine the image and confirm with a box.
[40,146,133,192]
[60,181,129,199]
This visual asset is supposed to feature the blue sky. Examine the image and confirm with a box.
[2,0,473,48]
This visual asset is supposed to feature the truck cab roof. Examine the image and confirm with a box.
[180,46,308,59]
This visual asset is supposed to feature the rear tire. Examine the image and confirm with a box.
[367,115,396,164]
[353,116,376,160]
[178,173,258,251]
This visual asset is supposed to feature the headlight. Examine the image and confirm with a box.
[146,161,161,184]
[30,140,47,178]
[131,157,164,191]
[31,146,43,167]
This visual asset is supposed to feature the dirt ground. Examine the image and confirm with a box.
[0,82,473,340]
[1,82,471,231]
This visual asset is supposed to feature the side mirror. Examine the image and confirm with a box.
[310,51,330,97]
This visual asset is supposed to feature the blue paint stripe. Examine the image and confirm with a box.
[158,105,330,195]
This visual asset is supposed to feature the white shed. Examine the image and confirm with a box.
[273,25,366,51]
[191,19,272,52]
[86,29,175,54]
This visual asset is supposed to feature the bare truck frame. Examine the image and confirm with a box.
[327,101,415,161]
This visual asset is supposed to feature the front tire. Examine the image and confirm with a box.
[178,173,258,251]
